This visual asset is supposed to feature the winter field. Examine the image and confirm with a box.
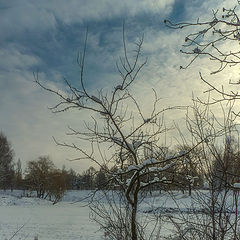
[0,190,102,240]
[0,189,239,239]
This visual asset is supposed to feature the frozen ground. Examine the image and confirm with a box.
[0,190,196,240]
[0,189,239,239]
[0,190,102,240]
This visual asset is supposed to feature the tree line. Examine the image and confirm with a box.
[2,130,240,200]
[0,131,108,203]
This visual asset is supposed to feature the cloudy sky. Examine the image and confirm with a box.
[0,0,238,173]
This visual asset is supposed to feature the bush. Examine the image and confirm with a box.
[25,156,66,204]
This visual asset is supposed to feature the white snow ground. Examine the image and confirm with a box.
[1,189,239,239]
[0,190,102,240]
[0,190,196,239]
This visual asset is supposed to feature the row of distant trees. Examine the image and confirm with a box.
[1,131,240,197]
[0,132,108,192]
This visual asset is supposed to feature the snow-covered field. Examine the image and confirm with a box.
[1,190,239,239]
[0,190,198,240]
[0,190,102,240]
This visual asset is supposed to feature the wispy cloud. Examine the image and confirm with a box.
[0,0,174,39]
[0,0,238,172]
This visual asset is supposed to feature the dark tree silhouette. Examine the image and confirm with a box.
[0,132,14,189]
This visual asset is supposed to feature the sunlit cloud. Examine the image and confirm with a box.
[0,0,238,172]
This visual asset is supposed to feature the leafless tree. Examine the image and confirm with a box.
[35,25,204,239]
[164,1,240,108]
[25,156,55,198]
[165,96,240,240]
[14,158,23,189]
[47,169,66,204]
[25,155,66,203]
[0,132,14,190]
[163,3,240,238]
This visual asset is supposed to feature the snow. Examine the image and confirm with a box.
[144,118,151,123]
[166,154,174,160]
[235,33,240,40]
[149,167,158,172]
[0,190,102,240]
[158,161,175,171]
[133,140,141,149]
[184,158,189,164]
[193,47,201,54]
[116,168,123,174]
[1,189,240,239]
[203,181,210,189]
[115,85,122,91]
[142,158,157,166]
[233,183,240,189]
[147,163,175,174]
[127,165,139,171]
[178,150,185,156]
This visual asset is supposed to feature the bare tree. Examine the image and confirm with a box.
[35,26,201,239]
[25,155,66,203]
[164,2,240,107]
[25,156,55,198]
[164,2,240,236]
[14,158,23,189]
[47,169,66,204]
[166,96,240,240]
[0,132,14,190]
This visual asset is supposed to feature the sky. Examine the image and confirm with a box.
[0,0,238,173]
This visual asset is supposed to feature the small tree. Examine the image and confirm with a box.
[14,158,23,189]
[46,170,66,204]
[211,135,240,190]
[35,27,202,239]
[61,167,79,190]
[174,145,204,195]
[25,156,66,203]
[95,167,108,189]
[25,156,55,198]
[81,166,96,190]
[0,132,14,189]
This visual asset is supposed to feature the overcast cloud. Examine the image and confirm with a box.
[0,0,238,172]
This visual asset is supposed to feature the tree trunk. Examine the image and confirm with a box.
[188,183,192,196]
[131,203,138,240]
[131,179,140,240]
